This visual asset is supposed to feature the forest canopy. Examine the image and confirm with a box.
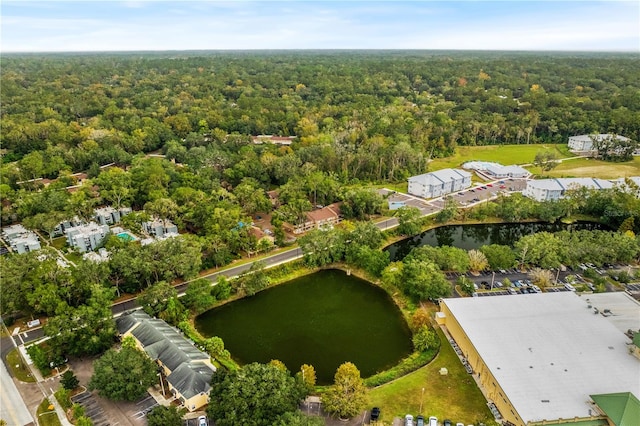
[2,51,638,181]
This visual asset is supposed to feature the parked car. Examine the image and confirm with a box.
[406,414,414,426]
[417,415,425,426]
[429,416,438,426]
[564,283,576,292]
[443,420,452,426]
[371,407,380,421]
[198,416,208,426]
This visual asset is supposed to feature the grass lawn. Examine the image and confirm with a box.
[368,329,493,425]
[36,398,62,426]
[6,348,36,383]
[429,143,569,170]
[50,237,67,250]
[535,156,640,179]
[64,252,82,264]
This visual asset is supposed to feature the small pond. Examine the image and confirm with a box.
[195,269,413,384]
[385,221,607,261]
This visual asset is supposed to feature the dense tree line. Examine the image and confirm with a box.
[2,52,638,182]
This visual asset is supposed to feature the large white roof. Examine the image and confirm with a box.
[409,168,471,185]
[442,292,640,423]
[570,134,630,142]
[527,178,614,191]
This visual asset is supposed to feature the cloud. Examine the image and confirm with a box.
[1,1,638,52]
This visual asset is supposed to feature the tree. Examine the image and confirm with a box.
[296,364,317,394]
[468,249,489,274]
[457,276,475,296]
[323,362,367,419]
[45,285,117,357]
[207,363,305,426]
[412,326,439,352]
[137,281,177,317]
[61,370,79,390]
[533,150,560,171]
[236,261,270,296]
[182,278,216,314]
[89,346,158,401]
[395,206,422,236]
[400,259,452,302]
[146,406,185,426]
[528,268,555,288]
[480,244,516,270]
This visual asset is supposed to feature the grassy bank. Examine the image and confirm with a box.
[368,329,495,425]
[6,347,36,382]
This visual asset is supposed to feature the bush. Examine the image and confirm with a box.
[412,326,439,352]
[55,388,72,410]
[364,348,439,387]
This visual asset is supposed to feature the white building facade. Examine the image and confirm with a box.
[1,224,41,254]
[65,223,110,253]
[94,206,132,226]
[568,134,630,151]
[523,178,614,202]
[408,168,472,199]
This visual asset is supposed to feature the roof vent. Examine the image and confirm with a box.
[541,400,550,403]
[608,346,614,350]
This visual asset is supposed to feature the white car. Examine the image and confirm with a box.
[198,416,208,426]
[429,416,438,426]
[405,414,414,426]
[564,283,576,292]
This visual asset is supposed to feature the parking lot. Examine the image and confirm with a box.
[450,178,528,207]
[71,391,111,426]
[131,394,159,422]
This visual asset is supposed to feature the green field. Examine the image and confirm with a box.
[536,156,640,179]
[368,329,493,425]
[429,143,570,171]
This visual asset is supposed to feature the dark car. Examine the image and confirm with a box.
[443,420,452,426]
[417,415,425,426]
[371,407,381,421]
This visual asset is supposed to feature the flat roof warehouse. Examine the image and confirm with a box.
[440,292,640,424]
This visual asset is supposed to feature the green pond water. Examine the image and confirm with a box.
[195,269,413,384]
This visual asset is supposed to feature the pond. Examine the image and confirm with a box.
[385,221,607,261]
[195,269,413,384]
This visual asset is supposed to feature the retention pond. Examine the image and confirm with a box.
[195,269,413,384]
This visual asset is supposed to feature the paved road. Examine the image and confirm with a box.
[0,338,35,426]
[12,180,523,346]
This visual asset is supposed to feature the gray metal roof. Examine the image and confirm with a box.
[166,362,214,400]
[116,310,215,399]
[570,134,631,142]
[441,292,640,423]
[409,168,471,185]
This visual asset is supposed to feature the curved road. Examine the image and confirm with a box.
[12,178,526,347]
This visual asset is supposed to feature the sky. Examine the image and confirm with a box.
[1,1,639,52]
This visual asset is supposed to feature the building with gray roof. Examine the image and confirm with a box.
[568,134,631,152]
[438,292,640,426]
[523,178,614,201]
[1,224,41,254]
[408,168,472,199]
[65,222,110,253]
[463,161,531,179]
[116,310,216,412]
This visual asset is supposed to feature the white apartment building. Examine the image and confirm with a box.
[65,223,110,253]
[523,178,614,202]
[568,134,630,151]
[408,168,472,199]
